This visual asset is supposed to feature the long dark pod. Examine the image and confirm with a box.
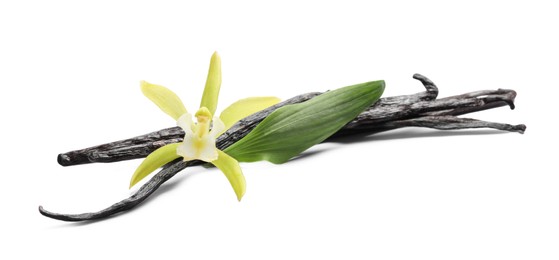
[57,93,321,166]
[40,74,526,221]
[56,74,524,166]
[40,160,196,221]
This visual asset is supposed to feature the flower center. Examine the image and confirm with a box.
[194,107,212,137]
[176,106,224,162]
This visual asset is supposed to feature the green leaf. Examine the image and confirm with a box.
[224,80,385,164]
[129,143,181,188]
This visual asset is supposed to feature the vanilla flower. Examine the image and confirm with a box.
[130,52,280,201]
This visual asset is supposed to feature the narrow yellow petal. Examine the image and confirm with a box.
[211,150,246,201]
[219,97,281,130]
[199,51,222,115]
[130,143,181,188]
[141,81,188,120]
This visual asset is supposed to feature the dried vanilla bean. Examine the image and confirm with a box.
[57,74,523,166]
[40,159,194,221]
[40,74,526,221]
[57,93,321,166]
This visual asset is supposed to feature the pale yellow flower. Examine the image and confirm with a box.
[130,52,280,201]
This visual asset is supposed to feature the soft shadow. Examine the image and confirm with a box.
[262,129,508,165]
[328,128,510,144]
[288,146,336,162]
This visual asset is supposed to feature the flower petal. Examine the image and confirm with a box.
[197,137,218,161]
[177,113,195,134]
[211,150,246,201]
[210,117,226,137]
[199,51,222,115]
[219,97,281,130]
[141,81,188,120]
[177,135,218,162]
[129,143,182,188]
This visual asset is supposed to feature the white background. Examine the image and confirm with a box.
[1,1,557,259]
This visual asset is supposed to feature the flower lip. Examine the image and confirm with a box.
[175,107,224,162]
